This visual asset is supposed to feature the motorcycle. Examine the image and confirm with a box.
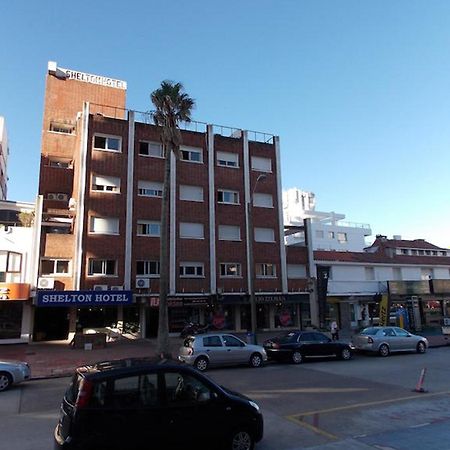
[179,322,210,338]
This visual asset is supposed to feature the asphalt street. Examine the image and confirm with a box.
[1,348,450,450]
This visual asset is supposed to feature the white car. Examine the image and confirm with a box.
[0,360,31,391]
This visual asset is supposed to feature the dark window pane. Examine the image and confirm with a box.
[106,260,116,275]
[94,136,106,149]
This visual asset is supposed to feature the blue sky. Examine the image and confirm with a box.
[1,0,449,247]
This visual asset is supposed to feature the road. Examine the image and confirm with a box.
[1,348,450,450]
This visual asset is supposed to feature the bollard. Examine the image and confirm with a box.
[412,368,427,393]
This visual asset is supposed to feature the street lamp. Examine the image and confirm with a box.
[248,173,267,344]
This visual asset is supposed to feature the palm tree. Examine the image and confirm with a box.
[151,81,195,357]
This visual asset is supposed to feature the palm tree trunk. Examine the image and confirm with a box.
[157,144,171,357]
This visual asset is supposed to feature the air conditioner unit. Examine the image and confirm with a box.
[57,193,68,201]
[47,193,57,200]
[111,285,124,291]
[38,277,55,289]
[93,284,108,291]
[136,278,150,289]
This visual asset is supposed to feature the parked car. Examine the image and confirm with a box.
[178,333,267,371]
[263,331,353,364]
[54,358,263,450]
[0,360,31,391]
[352,326,428,356]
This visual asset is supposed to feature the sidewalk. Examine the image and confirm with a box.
[0,331,447,380]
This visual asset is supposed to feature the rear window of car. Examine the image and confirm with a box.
[360,328,379,336]
[65,374,82,404]
[184,337,195,348]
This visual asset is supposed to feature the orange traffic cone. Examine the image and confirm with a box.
[413,368,427,393]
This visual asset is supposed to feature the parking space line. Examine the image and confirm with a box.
[285,415,338,440]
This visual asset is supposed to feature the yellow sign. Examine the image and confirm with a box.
[379,294,390,326]
[0,283,30,301]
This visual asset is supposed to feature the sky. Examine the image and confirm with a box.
[1,0,449,248]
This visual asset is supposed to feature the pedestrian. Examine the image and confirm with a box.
[330,320,339,341]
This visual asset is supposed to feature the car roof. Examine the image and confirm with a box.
[76,357,189,379]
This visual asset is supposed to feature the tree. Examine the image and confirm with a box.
[151,81,195,358]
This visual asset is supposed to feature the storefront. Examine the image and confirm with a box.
[0,283,32,344]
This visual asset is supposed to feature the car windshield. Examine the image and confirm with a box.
[360,328,379,336]
[277,332,299,344]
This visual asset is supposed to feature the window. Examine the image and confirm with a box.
[418,250,424,255]
[337,232,347,243]
[90,217,120,235]
[180,222,204,239]
[88,259,117,276]
[203,336,223,347]
[217,189,239,204]
[222,335,244,347]
[136,260,160,277]
[0,251,22,282]
[139,141,163,157]
[365,267,375,281]
[218,225,241,241]
[287,264,307,279]
[328,231,335,239]
[256,263,276,278]
[401,249,409,255]
[93,134,121,152]
[40,259,70,276]
[217,151,239,168]
[251,156,272,173]
[394,328,409,337]
[112,373,158,408]
[180,146,202,163]
[440,251,447,256]
[220,263,241,277]
[411,250,418,255]
[432,251,438,256]
[253,193,273,208]
[315,230,324,239]
[421,268,433,280]
[393,267,402,280]
[92,175,120,193]
[49,121,75,134]
[179,262,204,277]
[48,159,72,169]
[179,185,203,202]
[138,181,163,197]
[137,221,161,237]
[254,227,275,243]
[164,372,212,405]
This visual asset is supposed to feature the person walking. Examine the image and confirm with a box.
[330,320,339,341]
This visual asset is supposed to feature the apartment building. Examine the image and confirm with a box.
[0,117,9,200]
[33,62,298,341]
[314,235,450,333]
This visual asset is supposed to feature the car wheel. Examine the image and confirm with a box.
[417,341,427,354]
[340,348,352,360]
[229,429,254,450]
[291,351,303,364]
[0,372,12,392]
[194,356,209,372]
[249,353,263,368]
[379,344,390,357]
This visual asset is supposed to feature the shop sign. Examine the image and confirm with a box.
[432,279,450,294]
[148,297,183,308]
[37,290,133,307]
[0,283,30,301]
[379,294,390,326]
[182,297,209,306]
[256,295,286,304]
[388,281,430,295]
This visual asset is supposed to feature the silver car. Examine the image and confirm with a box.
[178,333,268,371]
[352,327,428,357]
[0,360,31,391]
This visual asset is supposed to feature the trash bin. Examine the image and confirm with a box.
[246,332,255,344]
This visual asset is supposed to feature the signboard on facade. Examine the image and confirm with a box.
[61,68,127,90]
[256,295,286,304]
[432,279,450,294]
[0,283,30,301]
[37,291,132,307]
[379,294,390,327]
[388,281,430,295]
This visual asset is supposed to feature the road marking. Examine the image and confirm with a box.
[409,422,430,428]
[248,387,369,394]
[285,415,338,440]
[288,390,450,417]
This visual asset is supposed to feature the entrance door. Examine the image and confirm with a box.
[33,307,69,341]
[146,308,158,338]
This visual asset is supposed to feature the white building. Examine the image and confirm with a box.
[0,117,8,200]
[283,188,371,252]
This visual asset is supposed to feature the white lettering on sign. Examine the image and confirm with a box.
[61,68,127,90]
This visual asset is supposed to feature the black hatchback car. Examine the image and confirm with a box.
[54,358,263,450]
[263,331,353,364]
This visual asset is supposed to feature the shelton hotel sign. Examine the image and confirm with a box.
[37,291,133,307]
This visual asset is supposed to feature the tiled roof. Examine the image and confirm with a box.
[314,250,450,266]
[367,237,446,251]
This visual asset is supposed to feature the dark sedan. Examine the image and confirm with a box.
[263,331,353,364]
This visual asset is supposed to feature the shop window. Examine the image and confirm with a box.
[220,263,241,278]
[40,258,70,276]
[93,134,121,152]
[180,146,202,163]
[180,185,203,202]
[217,189,239,205]
[256,263,276,278]
[88,259,117,276]
[92,175,121,193]
[138,181,163,197]
[139,141,163,158]
[179,262,204,278]
[136,260,160,277]
[137,221,160,237]
[217,151,238,168]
